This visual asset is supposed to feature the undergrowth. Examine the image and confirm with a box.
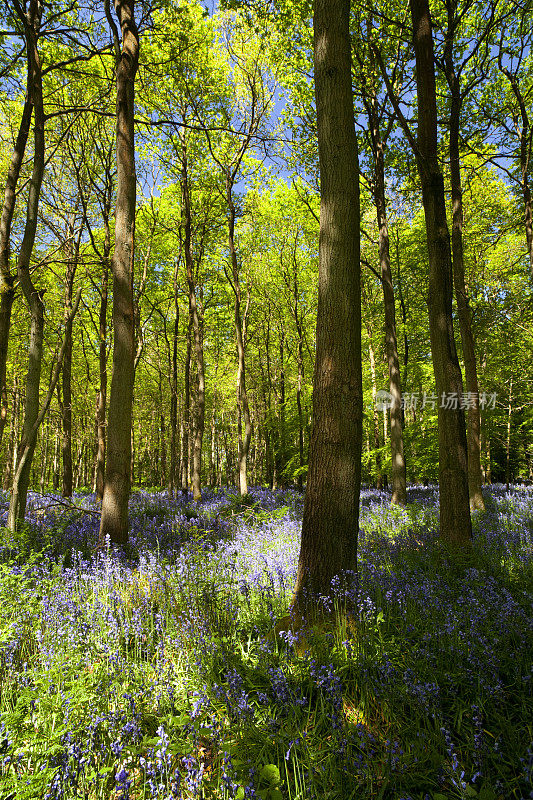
[0,485,531,799]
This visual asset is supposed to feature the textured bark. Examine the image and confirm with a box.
[0,97,33,450]
[444,44,485,512]
[292,0,362,617]
[99,0,139,545]
[410,0,471,546]
[8,1,46,529]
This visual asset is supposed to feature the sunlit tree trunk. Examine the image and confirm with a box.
[444,35,485,512]
[291,0,362,618]
[0,97,32,450]
[99,0,139,545]
[8,1,46,529]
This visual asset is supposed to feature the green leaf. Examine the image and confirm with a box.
[259,763,280,786]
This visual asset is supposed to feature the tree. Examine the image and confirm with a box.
[354,8,407,505]
[7,0,46,528]
[374,0,472,546]
[291,0,362,619]
[409,0,472,545]
[99,0,139,545]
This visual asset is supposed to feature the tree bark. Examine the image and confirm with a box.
[291,0,362,618]
[99,0,139,545]
[8,0,46,529]
[410,0,471,546]
[444,29,485,512]
[0,97,33,450]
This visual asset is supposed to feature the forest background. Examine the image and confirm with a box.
[0,0,532,520]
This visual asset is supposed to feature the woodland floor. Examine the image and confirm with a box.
[0,485,532,800]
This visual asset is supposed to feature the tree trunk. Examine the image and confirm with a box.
[410,0,471,547]
[52,426,60,491]
[3,378,18,490]
[95,192,111,502]
[366,324,382,489]
[362,35,407,504]
[374,143,406,503]
[498,58,533,285]
[506,376,513,492]
[0,97,33,451]
[445,40,485,512]
[227,178,252,496]
[8,2,46,529]
[181,318,191,492]
[291,0,362,618]
[99,0,139,545]
[61,220,80,498]
[169,281,179,496]
[181,133,205,501]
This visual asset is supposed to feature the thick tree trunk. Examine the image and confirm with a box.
[99,0,139,545]
[410,0,471,546]
[0,97,33,450]
[291,0,362,618]
[8,3,46,529]
[445,46,485,512]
